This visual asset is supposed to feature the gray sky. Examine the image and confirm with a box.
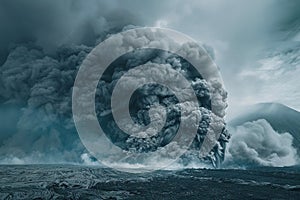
[116,0,300,119]
[1,0,299,119]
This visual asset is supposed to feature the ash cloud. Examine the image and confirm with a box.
[73,26,229,167]
[0,6,228,165]
[0,45,90,163]
[2,0,296,168]
[0,0,141,164]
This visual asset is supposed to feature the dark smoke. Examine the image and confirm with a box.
[0,1,229,166]
[0,0,141,164]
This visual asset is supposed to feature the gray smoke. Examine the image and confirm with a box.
[1,0,297,169]
[0,45,90,163]
[0,0,141,164]
[0,26,227,166]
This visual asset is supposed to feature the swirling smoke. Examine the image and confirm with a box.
[73,27,229,169]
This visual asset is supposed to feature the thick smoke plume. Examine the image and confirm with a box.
[0,45,90,164]
[0,22,228,167]
[0,0,141,164]
[2,0,296,168]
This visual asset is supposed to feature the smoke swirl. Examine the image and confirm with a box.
[72,27,227,172]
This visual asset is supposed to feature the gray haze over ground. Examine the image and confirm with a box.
[0,0,299,167]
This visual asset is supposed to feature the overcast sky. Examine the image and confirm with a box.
[119,0,300,119]
[1,0,299,119]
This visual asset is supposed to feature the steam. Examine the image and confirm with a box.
[225,119,299,167]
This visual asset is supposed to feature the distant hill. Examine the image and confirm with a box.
[229,103,300,152]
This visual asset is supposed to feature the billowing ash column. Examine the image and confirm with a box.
[73,27,229,172]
